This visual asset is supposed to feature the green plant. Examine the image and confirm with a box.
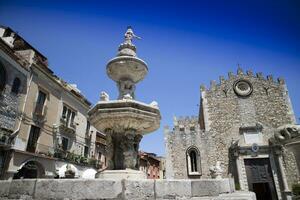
[88,158,97,166]
[80,156,88,164]
[235,182,241,191]
[47,151,54,157]
[74,154,81,164]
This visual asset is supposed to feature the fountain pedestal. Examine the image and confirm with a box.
[88,27,161,179]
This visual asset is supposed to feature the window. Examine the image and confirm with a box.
[190,151,197,172]
[62,137,69,151]
[86,121,90,134]
[62,105,76,128]
[11,77,21,94]
[26,126,40,153]
[84,146,89,158]
[34,90,47,116]
[186,147,201,176]
[0,64,6,93]
[37,90,47,105]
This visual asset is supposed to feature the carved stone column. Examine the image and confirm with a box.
[105,129,115,170]
[274,146,292,200]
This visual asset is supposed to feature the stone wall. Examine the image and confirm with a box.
[200,69,298,185]
[0,179,256,200]
[165,68,299,187]
[165,117,211,179]
[0,92,19,132]
[0,53,27,136]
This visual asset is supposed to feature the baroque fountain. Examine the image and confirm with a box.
[0,27,256,200]
[88,26,161,179]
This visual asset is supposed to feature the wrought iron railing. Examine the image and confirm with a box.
[33,102,47,119]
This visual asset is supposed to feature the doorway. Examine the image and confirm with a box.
[244,158,278,200]
[13,161,45,179]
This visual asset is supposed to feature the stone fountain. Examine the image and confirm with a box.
[88,26,161,179]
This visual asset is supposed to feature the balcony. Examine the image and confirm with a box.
[0,128,12,147]
[32,102,47,123]
[59,116,76,134]
[96,135,106,146]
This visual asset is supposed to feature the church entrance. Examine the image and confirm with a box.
[244,158,278,200]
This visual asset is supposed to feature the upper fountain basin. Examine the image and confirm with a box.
[106,56,148,83]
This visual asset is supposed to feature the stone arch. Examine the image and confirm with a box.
[13,160,45,179]
[0,61,6,93]
[186,146,201,176]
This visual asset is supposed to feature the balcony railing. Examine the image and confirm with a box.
[33,102,47,120]
[54,148,101,169]
[59,117,76,134]
[0,132,11,147]
[96,136,106,146]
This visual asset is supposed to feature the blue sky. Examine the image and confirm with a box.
[1,0,300,156]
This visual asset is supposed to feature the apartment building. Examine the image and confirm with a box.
[0,26,106,179]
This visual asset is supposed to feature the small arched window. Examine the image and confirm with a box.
[0,63,6,93]
[11,77,21,94]
[186,146,201,176]
[190,150,197,172]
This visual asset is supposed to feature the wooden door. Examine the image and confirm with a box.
[244,158,278,200]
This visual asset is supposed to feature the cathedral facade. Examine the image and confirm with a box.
[165,68,299,200]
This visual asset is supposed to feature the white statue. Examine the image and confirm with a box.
[150,101,159,108]
[123,93,133,100]
[100,91,109,101]
[124,26,141,44]
[209,161,223,179]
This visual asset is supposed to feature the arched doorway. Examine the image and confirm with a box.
[13,160,45,179]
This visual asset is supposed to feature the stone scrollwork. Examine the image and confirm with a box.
[275,124,300,142]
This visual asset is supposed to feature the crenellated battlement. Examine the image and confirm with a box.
[173,116,199,127]
[200,67,286,92]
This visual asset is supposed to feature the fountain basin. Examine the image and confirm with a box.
[106,56,148,83]
[88,99,160,134]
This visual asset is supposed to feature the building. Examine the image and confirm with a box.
[0,26,106,179]
[165,68,299,200]
[139,151,165,179]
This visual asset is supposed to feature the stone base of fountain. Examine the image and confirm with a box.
[96,169,146,179]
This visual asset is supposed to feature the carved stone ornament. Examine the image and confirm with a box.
[275,124,300,142]
[251,143,259,153]
[233,79,253,97]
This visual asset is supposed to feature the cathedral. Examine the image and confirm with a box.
[165,68,300,200]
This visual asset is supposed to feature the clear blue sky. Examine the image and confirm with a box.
[1,0,300,156]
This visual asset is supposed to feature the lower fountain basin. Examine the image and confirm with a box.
[88,99,161,134]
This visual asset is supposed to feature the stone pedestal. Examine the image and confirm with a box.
[95,169,146,179]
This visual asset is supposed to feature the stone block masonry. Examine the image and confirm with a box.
[0,179,256,200]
